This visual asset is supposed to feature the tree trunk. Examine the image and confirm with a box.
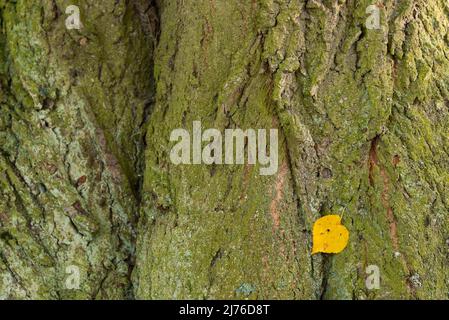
[0,0,448,300]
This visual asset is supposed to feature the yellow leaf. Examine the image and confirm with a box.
[312,215,349,254]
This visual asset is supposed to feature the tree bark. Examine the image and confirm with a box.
[0,0,448,300]
[0,0,155,299]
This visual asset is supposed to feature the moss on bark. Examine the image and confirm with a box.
[0,0,154,299]
[0,0,448,300]
[134,0,449,299]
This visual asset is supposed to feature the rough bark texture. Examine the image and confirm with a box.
[0,0,155,299]
[1,0,448,300]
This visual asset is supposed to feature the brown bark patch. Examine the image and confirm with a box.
[270,161,288,230]
[380,167,399,251]
[368,136,380,186]
[0,212,9,224]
